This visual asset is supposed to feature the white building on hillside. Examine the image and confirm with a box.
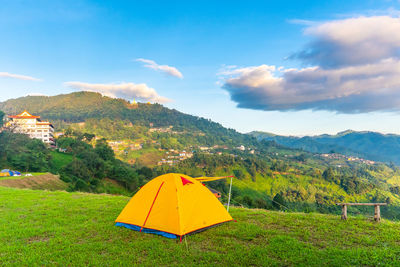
[7,111,55,146]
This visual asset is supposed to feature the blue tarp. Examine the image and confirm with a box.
[0,170,22,176]
[115,222,178,239]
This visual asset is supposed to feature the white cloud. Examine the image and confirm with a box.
[287,19,316,26]
[221,15,400,113]
[136,58,183,79]
[64,81,171,103]
[292,16,400,67]
[0,72,41,81]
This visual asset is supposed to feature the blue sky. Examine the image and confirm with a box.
[1,0,400,135]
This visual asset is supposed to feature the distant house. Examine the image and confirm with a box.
[7,111,55,146]
[237,145,245,151]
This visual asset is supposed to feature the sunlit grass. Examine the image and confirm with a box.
[0,172,47,180]
[1,186,400,266]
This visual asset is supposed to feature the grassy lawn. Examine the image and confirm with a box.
[50,151,73,170]
[0,173,47,181]
[1,186,400,266]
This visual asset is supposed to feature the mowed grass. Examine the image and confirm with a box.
[1,187,400,266]
[0,173,47,181]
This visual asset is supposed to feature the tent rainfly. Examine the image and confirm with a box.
[0,169,21,176]
[115,173,233,240]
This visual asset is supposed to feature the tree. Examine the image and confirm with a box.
[272,193,286,210]
[322,167,336,182]
[255,197,269,209]
[83,133,95,142]
[0,110,4,127]
[138,166,153,178]
[242,195,254,207]
[94,139,114,161]
[233,169,245,180]
[295,153,307,162]
[0,131,50,171]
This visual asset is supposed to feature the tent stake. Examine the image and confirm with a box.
[227,176,233,212]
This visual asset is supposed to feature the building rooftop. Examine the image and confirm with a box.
[8,111,40,119]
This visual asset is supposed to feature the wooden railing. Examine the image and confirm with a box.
[336,203,387,221]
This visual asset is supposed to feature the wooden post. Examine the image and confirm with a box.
[227,176,233,212]
[374,205,381,222]
[336,203,386,222]
[341,204,347,220]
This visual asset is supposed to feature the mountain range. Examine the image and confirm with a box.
[250,130,400,165]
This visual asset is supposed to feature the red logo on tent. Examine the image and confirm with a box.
[181,176,193,186]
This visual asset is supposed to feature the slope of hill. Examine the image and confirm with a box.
[0,173,67,190]
[250,130,400,165]
[0,91,256,147]
[1,186,400,266]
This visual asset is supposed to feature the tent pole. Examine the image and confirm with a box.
[227,177,233,212]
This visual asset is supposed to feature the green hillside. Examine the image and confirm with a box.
[0,92,256,148]
[250,130,400,165]
[164,153,400,219]
[1,186,400,266]
[3,92,400,219]
[0,173,67,191]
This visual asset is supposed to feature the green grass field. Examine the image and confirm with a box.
[0,173,47,181]
[1,186,400,266]
[50,151,73,170]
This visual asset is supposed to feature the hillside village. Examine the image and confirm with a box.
[1,110,379,168]
[319,153,376,166]
[1,110,257,167]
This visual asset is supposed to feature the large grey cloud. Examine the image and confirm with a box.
[221,15,400,113]
[291,16,400,68]
[64,81,171,103]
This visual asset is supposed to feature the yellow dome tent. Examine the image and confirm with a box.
[115,173,233,240]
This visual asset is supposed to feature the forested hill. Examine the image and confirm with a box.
[4,92,400,218]
[0,92,256,146]
[250,130,400,165]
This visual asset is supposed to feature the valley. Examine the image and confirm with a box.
[2,92,400,220]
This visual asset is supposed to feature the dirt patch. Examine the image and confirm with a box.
[137,152,162,166]
[0,173,68,191]
[27,236,51,244]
